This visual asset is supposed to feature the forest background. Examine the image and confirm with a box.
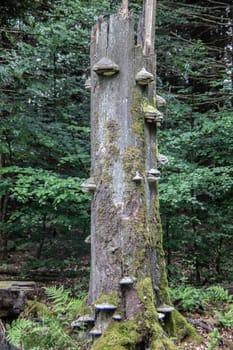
[0,0,232,289]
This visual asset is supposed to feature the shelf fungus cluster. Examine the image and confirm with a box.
[135,67,154,86]
[92,303,118,338]
[70,279,175,342]
[132,171,143,183]
[72,303,119,339]
[81,177,97,193]
[93,57,119,76]
[158,153,169,165]
[147,168,160,183]
[84,77,91,90]
[142,102,164,126]
[71,315,95,329]
[155,94,167,108]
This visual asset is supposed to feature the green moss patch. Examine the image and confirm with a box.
[122,146,144,176]
[91,319,142,350]
[131,89,145,139]
[94,291,120,307]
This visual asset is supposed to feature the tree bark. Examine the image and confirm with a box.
[83,1,200,349]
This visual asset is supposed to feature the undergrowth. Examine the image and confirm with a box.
[6,286,87,350]
[6,284,233,350]
[169,285,232,313]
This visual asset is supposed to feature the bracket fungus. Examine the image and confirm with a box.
[112,313,122,321]
[84,77,91,90]
[133,171,143,183]
[157,304,175,314]
[155,94,167,107]
[147,168,161,183]
[81,177,97,193]
[85,235,91,244]
[135,67,154,85]
[142,104,156,123]
[89,327,102,337]
[95,303,117,311]
[158,312,166,320]
[142,103,163,125]
[119,276,137,286]
[158,154,169,165]
[71,315,95,328]
[93,57,119,76]
[94,303,118,336]
[155,111,164,127]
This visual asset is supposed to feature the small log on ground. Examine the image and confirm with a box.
[0,281,35,318]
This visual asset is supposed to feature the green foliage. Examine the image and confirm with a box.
[44,285,82,315]
[0,0,48,24]
[205,286,233,304]
[157,0,233,283]
[0,166,90,243]
[214,305,233,328]
[207,328,222,350]
[170,284,233,314]
[169,286,205,312]
[7,286,85,350]
[0,0,108,256]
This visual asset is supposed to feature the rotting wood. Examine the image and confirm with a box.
[143,0,156,56]
[82,0,200,348]
[0,281,35,318]
[119,0,129,17]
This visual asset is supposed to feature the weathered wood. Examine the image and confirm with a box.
[0,281,35,317]
[85,1,198,348]
[89,2,159,304]
[143,0,157,55]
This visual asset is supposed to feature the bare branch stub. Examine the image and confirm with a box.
[119,0,128,17]
[140,0,156,56]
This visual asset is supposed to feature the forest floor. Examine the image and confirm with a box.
[177,313,233,350]
[0,236,232,350]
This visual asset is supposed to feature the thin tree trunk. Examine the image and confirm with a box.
[216,237,223,275]
[0,154,10,259]
[36,214,47,259]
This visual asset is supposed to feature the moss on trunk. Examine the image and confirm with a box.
[86,4,202,350]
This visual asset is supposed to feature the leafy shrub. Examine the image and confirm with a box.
[170,285,233,313]
[7,286,85,350]
[169,286,205,312]
[207,328,222,350]
[214,305,233,328]
[205,286,232,304]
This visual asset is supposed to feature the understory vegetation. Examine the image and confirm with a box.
[6,285,233,349]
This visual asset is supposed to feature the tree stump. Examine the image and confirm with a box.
[81,1,201,349]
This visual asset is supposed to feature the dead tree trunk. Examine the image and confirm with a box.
[80,1,200,349]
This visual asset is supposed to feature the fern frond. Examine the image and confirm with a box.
[44,286,81,315]
[45,286,70,304]
[205,286,233,304]
[6,319,34,346]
